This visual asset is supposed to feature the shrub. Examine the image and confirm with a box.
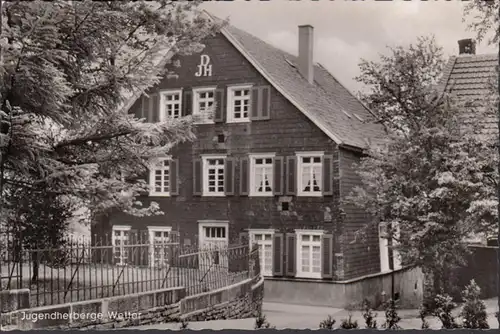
[254,310,275,329]
[179,319,189,330]
[340,313,359,329]
[459,279,489,329]
[419,305,430,329]
[362,299,378,329]
[319,315,337,330]
[432,293,461,329]
[381,299,401,330]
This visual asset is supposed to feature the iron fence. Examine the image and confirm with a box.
[0,232,257,308]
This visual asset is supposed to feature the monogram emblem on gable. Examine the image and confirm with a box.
[195,54,212,77]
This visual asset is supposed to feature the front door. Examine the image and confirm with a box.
[198,223,229,269]
[150,230,170,268]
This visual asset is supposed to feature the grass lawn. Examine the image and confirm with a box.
[1,262,249,308]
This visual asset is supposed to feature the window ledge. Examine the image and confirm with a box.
[295,273,322,280]
[202,193,227,197]
[297,192,323,197]
[149,193,171,197]
[226,119,250,124]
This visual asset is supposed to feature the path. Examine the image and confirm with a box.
[127,299,499,330]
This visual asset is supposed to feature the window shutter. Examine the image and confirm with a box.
[170,158,179,196]
[193,158,202,196]
[273,156,284,196]
[321,234,334,279]
[152,93,160,122]
[260,86,271,120]
[183,90,193,116]
[285,156,296,195]
[322,154,333,196]
[140,230,149,267]
[214,87,225,123]
[285,233,296,277]
[239,157,249,196]
[225,157,235,196]
[128,229,138,266]
[138,95,147,119]
[272,233,284,276]
[250,86,260,120]
[147,95,154,122]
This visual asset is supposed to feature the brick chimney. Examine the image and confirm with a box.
[298,25,314,84]
[458,38,476,55]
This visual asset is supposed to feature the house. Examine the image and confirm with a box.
[92,13,406,306]
[436,38,499,300]
[439,38,498,246]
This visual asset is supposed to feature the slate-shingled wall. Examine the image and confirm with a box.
[95,33,380,281]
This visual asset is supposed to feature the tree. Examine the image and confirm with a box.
[347,36,498,298]
[4,183,75,283]
[463,0,500,324]
[0,1,221,236]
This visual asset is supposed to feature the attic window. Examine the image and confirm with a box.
[285,58,296,68]
[353,113,364,122]
[341,109,352,119]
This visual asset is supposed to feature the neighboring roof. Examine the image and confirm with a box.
[123,11,387,151]
[439,53,498,137]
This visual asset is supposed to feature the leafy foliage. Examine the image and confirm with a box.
[382,299,401,330]
[418,305,430,329]
[432,293,461,329]
[463,0,500,45]
[459,279,489,329]
[0,1,221,235]
[361,299,378,329]
[254,310,275,329]
[318,315,336,330]
[349,36,498,290]
[339,313,359,329]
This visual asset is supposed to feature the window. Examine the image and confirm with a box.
[249,154,274,196]
[160,90,182,120]
[227,85,252,123]
[379,222,402,272]
[148,226,171,268]
[193,87,215,123]
[202,155,226,196]
[198,221,229,269]
[112,225,131,266]
[296,230,323,279]
[149,157,170,196]
[297,152,323,196]
[249,230,274,276]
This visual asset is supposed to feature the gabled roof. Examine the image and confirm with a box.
[439,53,498,137]
[123,11,387,151]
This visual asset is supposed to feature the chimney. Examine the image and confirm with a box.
[458,38,476,55]
[298,25,314,84]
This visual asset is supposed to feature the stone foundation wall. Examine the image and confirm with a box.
[0,277,264,330]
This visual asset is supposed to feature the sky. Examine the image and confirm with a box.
[202,0,498,94]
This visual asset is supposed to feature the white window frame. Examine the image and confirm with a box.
[149,156,171,197]
[295,229,324,279]
[249,153,275,197]
[226,84,252,123]
[248,229,275,277]
[160,89,183,120]
[202,155,227,197]
[296,151,324,197]
[147,226,172,268]
[379,222,402,272]
[112,225,131,266]
[192,87,216,124]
